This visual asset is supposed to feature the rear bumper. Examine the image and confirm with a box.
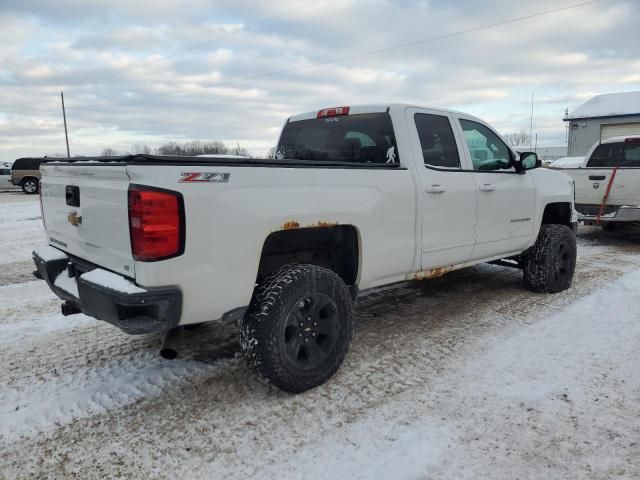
[32,246,182,335]
[578,205,640,223]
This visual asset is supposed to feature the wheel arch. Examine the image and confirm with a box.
[21,175,39,185]
[257,224,361,287]
[540,202,572,228]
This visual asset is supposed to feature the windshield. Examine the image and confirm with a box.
[276,112,399,164]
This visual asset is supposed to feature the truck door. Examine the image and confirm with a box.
[455,116,536,259]
[406,108,477,269]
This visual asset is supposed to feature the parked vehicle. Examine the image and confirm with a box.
[32,104,578,392]
[11,157,42,194]
[0,163,19,190]
[551,136,640,229]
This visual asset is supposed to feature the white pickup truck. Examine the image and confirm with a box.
[33,104,578,392]
[552,136,640,230]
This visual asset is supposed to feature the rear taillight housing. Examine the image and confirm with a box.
[128,185,184,261]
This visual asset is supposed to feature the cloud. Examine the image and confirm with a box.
[1,0,640,159]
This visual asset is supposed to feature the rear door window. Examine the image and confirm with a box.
[587,143,640,167]
[624,144,640,166]
[414,113,461,169]
[276,112,399,164]
[13,158,41,170]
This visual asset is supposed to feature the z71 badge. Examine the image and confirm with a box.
[179,172,230,183]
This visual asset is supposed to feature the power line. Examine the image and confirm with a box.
[143,0,606,101]
[100,0,323,82]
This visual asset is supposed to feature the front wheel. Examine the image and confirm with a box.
[523,224,577,293]
[240,264,354,393]
[21,178,39,194]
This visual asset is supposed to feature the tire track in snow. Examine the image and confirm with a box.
[0,351,221,444]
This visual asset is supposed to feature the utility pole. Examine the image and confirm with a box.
[529,93,534,151]
[61,91,71,158]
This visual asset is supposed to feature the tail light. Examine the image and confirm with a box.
[317,106,350,118]
[624,137,640,144]
[128,185,184,261]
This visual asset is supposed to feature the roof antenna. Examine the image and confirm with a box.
[61,91,71,158]
[529,93,534,151]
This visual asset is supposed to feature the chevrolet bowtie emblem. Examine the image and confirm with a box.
[67,211,82,226]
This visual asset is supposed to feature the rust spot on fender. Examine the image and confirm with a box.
[280,220,338,230]
[312,221,338,228]
[412,266,453,280]
[282,221,300,230]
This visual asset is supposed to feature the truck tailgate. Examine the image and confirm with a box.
[40,163,134,276]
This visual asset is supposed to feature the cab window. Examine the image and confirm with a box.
[414,113,461,169]
[277,113,399,164]
[588,142,640,168]
[459,119,513,171]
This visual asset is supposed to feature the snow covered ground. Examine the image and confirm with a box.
[548,156,585,169]
[1,193,639,479]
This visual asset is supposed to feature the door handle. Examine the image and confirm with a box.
[479,184,495,192]
[589,175,606,181]
[425,184,446,194]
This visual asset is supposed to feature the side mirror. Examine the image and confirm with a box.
[516,152,541,173]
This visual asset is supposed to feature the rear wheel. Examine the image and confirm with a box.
[523,224,576,293]
[601,222,618,232]
[240,264,354,393]
[21,178,39,194]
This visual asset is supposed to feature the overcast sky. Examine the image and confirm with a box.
[1,0,639,159]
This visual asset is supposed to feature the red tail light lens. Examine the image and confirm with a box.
[317,106,350,118]
[624,137,640,144]
[128,186,184,261]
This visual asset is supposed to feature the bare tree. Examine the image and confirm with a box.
[503,130,531,148]
[156,142,183,155]
[101,147,119,156]
[100,140,237,157]
[202,141,228,155]
[230,142,250,157]
[155,140,231,156]
[267,146,277,159]
[130,144,152,155]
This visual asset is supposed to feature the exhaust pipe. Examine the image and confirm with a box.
[61,301,81,316]
[160,326,184,360]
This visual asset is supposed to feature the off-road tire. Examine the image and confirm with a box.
[523,224,576,293]
[21,178,39,194]
[240,264,354,393]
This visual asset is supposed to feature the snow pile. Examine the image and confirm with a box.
[53,271,78,297]
[548,156,585,169]
[81,268,146,294]
[33,244,67,262]
[465,268,640,401]
[0,314,94,348]
[263,267,640,479]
